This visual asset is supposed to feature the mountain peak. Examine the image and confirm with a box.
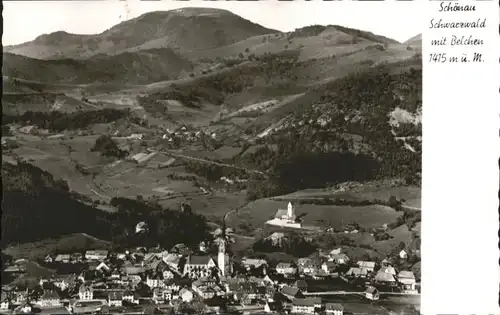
[5,8,277,60]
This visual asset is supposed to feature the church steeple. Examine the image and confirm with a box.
[287,202,294,220]
[218,238,226,276]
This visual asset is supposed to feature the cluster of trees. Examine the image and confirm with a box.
[1,162,210,250]
[282,195,403,211]
[2,109,127,132]
[241,64,422,201]
[109,197,210,250]
[241,142,380,200]
[387,210,421,230]
[184,161,249,182]
[1,162,112,246]
[252,232,317,257]
[90,135,127,158]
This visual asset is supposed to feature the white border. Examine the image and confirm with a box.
[421,0,500,313]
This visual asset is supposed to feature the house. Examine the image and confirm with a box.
[297,258,317,275]
[321,261,337,274]
[95,262,111,274]
[375,271,396,283]
[129,133,143,140]
[381,266,397,275]
[329,253,349,265]
[276,262,297,276]
[262,274,276,286]
[179,288,194,302]
[325,303,344,315]
[78,284,93,301]
[70,253,84,263]
[122,291,140,305]
[44,255,55,264]
[54,254,71,264]
[150,260,175,279]
[108,292,123,307]
[146,273,166,288]
[381,258,391,267]
[110,268,122,279]
[232,282,259,304]
[281,286,303,301]
[399,250,408,259]
[19,125,36,134]
[1,292,10,310]
[38,290,61,308]
[183,256,216,279]
[397,271,417,293]
[291,297,321,314]
[346,267,368,278]
[116,253,127,260]
[153,288,171,304]
[328,248,342,256]
[356,261,375,272]
[258,283,276,299]
[365,286,379,300]
[85,250,108,261]
[241,258,268,271]
[164,280,180,294]
[52,275,76,291]
[163,254,181,271]
[121,262,146,276]
[192,279,221,300]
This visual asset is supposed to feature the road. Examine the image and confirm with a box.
[87,177,111,201]
[157,150,268,178]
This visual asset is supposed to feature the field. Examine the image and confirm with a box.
[94,162,203,200]
[3,233,111,261]
[320,294,420,314]
[275,182,421,209]
[227,199,402,235]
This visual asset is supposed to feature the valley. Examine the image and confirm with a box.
[2,6,422,315]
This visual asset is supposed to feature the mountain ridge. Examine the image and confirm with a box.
[5,8,280,60]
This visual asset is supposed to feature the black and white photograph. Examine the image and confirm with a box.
[2,1,422,314]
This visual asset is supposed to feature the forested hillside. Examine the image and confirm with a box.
[240,60,422,200]
[1,162,210,249]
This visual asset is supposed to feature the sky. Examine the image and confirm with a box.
[3,0,424,46]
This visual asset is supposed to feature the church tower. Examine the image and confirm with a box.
[287,202,295,222]
[218,238,226,277]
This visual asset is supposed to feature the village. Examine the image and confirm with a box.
[1,203,419,315]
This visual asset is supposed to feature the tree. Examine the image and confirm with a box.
[90,135,126,158]
[387,195,402,211]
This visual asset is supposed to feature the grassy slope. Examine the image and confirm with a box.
[3,233,111,261]
[5,8,278,59]
[227,198,402,234]
[3,49,194,85]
